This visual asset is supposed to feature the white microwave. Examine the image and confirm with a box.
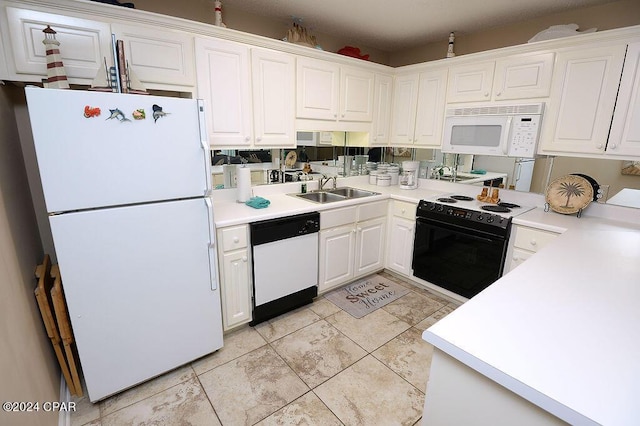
[442,103,544,158]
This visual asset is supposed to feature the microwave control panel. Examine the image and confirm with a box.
[508,116,541,157]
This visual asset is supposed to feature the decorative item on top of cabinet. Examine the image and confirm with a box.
[213,0,226,28]
[42,26,70,89]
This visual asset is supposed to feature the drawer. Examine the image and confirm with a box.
[390,200,417,220]
[512,226,558,253]
[321,206,358,229]
[220,225,248,252]
[358,200,388,222]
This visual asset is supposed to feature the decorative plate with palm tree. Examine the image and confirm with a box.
[545,174,594,214]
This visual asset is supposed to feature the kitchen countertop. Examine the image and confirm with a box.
[212,175,640,424]
[423,210,640,425]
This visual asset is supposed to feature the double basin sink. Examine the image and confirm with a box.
[291,186,379,204]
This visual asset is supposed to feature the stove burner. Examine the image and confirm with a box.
[481,205,511,213]
[498,202,520,209]
[437,197,457,203]
[450,195,474,201]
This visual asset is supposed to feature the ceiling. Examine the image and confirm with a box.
[221,0,616,51]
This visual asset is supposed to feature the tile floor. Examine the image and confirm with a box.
[69,271,460,426]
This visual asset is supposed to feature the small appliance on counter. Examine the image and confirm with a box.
[399,161,420,189]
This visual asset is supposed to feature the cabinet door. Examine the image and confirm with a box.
[296,57,340,120]
[414,68,448,147]
[319,224,356,293]
[390,73,419,145]
[446,61,495,103]
[386,216,415,276]
[251,48,295,147]
[6,7,111,81]
[506,248,532,273]
[340,65,374,122]
[354,216,386,278]
[493,52,554,100]
[370,73,393,145]
[195,37,252,147]
[111,23,195,88]
[608,42,640,157]
[220,249,252,330]
[539,44,626,155]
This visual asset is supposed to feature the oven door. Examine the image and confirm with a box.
[412,217,509,299]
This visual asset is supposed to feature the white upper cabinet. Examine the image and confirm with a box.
[447,52,554,103]
[195,37,253,147]
[196,38,295,148]
[110,23,195,89]
[390,67,448,148]
[296,57,340,120]
[538,43,627,155]
[608,42,640,157]
[4,7,111,82]
[296,57,374,124]
[251,48,295,147]
[447,61,495,103]
[370,73,393,146]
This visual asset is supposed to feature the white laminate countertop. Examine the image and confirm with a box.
[423,218,640,425]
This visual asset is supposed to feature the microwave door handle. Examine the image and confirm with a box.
[502,116,513,155]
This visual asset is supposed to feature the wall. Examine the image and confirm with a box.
[0,84,60,426]
[390,0,640,66]
[132,0,391,64]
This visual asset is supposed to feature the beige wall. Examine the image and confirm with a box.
[132,0,390,64]
[390,0,640,66]
[0,85,59,426]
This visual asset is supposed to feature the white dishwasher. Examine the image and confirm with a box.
[249,212,319,325]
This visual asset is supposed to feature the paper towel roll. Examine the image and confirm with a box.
[236,166,251,203]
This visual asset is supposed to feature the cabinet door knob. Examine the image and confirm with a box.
[256,136,262,142]
[352,228,357,233]
[596,144,603,149]
[496,91,502,97]
[334,113,338,118]
[609,144,617,150]
[401,209,406,214]
[233,237,239,243]
[242,256,248,262]
[530,240,537,246]
[484,92,490,97]
[245,136,250,142]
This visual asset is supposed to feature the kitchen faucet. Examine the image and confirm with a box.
[320,174,337,190]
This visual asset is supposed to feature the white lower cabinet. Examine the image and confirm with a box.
[506,224,559,273]
[386,200,417,276]
[319,201,387,293]
[217,224,252,330]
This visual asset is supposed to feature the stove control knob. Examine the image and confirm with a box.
[428,203,436,210]
[487,216,494,223]
[477,214,483,221]
[437,205,444,212]
[447,208,453,215]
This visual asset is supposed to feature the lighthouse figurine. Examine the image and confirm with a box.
[42,26,69,89]
[446,32,456,58]
[214,1,226,27]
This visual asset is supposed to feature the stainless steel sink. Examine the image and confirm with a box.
[294,191,346,203]
[326,187,379,198]
[291,187,379,204]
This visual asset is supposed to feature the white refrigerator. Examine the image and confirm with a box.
[25,87,223,402]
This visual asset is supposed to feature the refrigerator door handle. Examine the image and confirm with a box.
[198,100,213,196]
[204,197,218,291]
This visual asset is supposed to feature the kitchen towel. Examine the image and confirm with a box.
[236,165,251,203]
[245,196,270,209]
